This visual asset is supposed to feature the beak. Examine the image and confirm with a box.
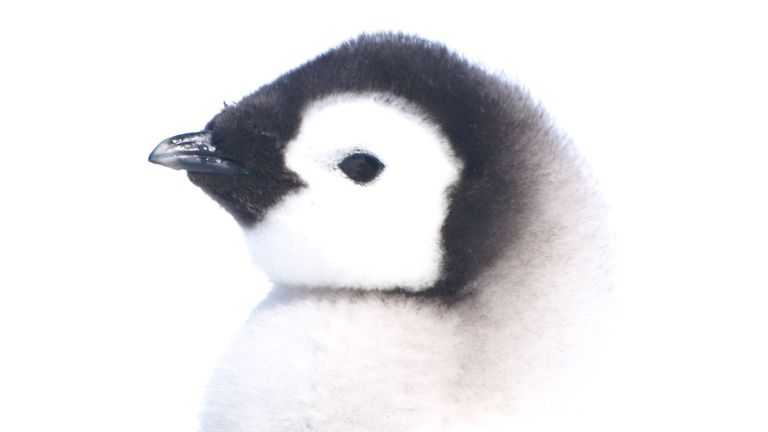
[148,131,250,175]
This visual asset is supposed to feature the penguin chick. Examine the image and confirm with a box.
[150,33,613,431]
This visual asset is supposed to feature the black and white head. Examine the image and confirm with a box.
[150,33,547,297]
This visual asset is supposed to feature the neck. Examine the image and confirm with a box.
[450,143,615,418]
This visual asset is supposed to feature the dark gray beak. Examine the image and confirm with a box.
[148,131,250,175]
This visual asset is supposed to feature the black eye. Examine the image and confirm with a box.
[338,153,384,184]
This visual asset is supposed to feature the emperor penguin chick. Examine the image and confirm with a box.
[150,33,613,431]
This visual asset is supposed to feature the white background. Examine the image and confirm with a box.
[1,1,766,430]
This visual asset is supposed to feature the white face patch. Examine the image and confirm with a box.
[245,94,462,291]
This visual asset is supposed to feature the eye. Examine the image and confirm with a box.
[337,152,385,184]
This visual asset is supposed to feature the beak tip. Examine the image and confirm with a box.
[147,140,176,169]
[147,150,159,165]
